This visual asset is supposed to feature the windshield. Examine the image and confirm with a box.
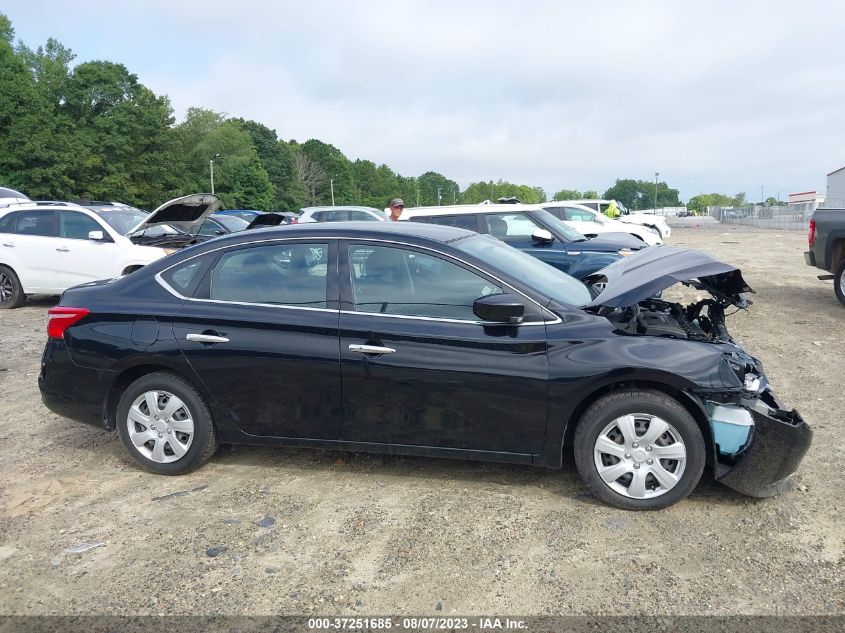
[453,234,592,307]
[212,215,249,232]
[530,209,588,242]
[96,208,150,234]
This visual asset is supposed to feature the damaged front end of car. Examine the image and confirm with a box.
[583,245,813,497]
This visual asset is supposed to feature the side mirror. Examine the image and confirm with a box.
[88,230,105,241]
[531,229,555,244]
[473,293,525,324]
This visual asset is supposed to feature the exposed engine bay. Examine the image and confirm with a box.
[592,295,741,342]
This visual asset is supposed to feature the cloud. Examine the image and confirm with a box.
[6,0,845,199]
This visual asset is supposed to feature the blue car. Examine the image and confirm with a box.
[402,204,647,280]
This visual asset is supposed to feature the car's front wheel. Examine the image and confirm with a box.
[574,389,705,510]
[0,265,25,309]
[116,372,218,475]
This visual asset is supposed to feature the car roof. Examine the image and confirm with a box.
[401,203,542,218]
[301,206,384,213]
[540,201,597,211]
[183,220,476,251]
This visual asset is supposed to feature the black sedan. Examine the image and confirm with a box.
[39,222,811,509]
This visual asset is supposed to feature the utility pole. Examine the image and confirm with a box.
[653,171,659,212]
[761,186,764,205]
[437,187,442,206]
[210,153,220,194]
[330,178,335,206]
[452,187,457,204]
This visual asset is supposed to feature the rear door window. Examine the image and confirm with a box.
[14,210,58,237]
[209,242,329,307]
[348,210,378,221]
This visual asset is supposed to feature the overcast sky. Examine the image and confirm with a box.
[6,1,845,201]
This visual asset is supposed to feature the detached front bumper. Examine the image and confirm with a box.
[715,394,812,498]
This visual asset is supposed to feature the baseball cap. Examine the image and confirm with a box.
[389,198,405,208]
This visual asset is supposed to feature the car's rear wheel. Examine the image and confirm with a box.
[0,265,25,309]
[573,389,705,510]
[117,372,218,475]
[834,258,845,308]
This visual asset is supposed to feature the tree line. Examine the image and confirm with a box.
[1,14,751,213]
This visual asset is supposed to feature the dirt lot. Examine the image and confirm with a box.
[0,225,843,617]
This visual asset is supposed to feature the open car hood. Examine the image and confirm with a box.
[128,194,221,237]
[245,212,286,230]
[584,245,754,308]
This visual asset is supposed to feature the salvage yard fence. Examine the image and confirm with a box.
[707,203,816,231]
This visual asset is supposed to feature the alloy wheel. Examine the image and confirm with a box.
[593,413,687,499]
[0,272,13,303]
[126,390,194,463]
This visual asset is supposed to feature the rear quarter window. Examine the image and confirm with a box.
[0,212,17,233]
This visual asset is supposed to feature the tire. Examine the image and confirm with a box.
[116,372,218,475]
[0,265,26,309]
[834,259,845,308]
[573,389,705,510]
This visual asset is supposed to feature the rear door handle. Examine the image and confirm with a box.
[349,344,396,355]
[186,333,230,344]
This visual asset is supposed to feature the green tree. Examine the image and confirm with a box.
[417,171,459,206]
[177,108,274,209]
[553,188,583,201]
[604,178,680,210]
[297,139,355,205]
[687,193,736,213]
[232,119,302,209]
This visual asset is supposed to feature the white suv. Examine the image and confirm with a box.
[540,202,662,246]
[0,193,219,309]
[562,199,671,239]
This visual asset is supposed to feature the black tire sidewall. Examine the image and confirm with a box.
[834,259,845,308]
[574,390,706,510]
[0,265,25,309]
[116,372,216,475]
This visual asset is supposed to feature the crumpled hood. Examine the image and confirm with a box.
[584,245,754,308]
[128,193,221,236]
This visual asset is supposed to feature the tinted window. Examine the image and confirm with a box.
[348,210,379,221]
[14,210,58,237]
[481,213,542,241]
[0,212,17,233]
[210,242,328,307]
[428,215,478,231]
[60,211,104,239]
[348,244,501,320]
[313,211,347,222]
[213,215,249,232]
[453,234,591,307]
[199,219,227,237]
[161,255,212,295]
[563,208,596,222]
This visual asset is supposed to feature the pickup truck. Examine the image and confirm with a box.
[805,208,845,307]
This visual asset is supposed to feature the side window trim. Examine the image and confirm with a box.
[59,211,113,241]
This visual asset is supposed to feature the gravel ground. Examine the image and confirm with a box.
[0,225,843,616]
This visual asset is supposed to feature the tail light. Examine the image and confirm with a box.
[47,307,90,339]
[808,219,816,246]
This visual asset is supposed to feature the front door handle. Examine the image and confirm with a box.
[186,333,230,344]
[1,242,13,247]
[56,247,70,252]
[349,344,396,355]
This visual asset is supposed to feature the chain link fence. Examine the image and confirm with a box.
[707,203,816,230]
